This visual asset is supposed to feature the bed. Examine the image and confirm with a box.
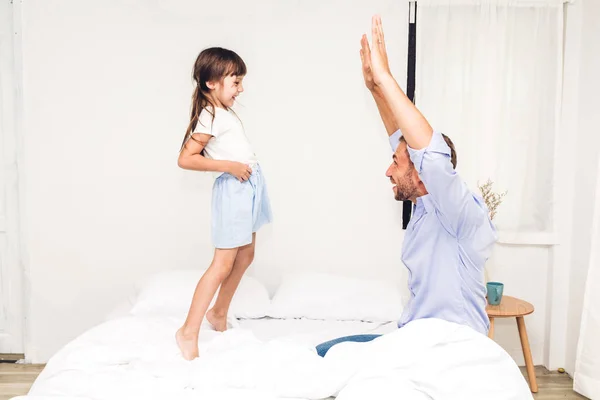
[12,270,534,400]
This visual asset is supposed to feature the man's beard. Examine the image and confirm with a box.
[394,169,418,201]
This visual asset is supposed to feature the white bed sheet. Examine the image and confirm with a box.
[14,315,534,400]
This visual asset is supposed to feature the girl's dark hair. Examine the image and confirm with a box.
[181,47,247,150]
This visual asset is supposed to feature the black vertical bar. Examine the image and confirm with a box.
[403,2,417,229]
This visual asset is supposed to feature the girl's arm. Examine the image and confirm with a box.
[178,133,252,182]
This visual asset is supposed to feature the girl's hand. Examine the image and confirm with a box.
[227,162,253,182]
[368,15,392,85]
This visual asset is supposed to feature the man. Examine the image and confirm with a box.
[316,15,497,357]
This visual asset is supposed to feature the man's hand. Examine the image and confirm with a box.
[360,15,398,135]
[360,34,375,91]
[361,15,433,147]
[368,15,392,86]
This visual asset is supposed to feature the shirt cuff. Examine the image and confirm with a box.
[389,129,403,152]
[406,131,451,172]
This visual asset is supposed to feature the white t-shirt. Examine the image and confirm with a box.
[192,107,258,178]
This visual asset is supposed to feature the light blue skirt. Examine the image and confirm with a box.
[211,164,273,249]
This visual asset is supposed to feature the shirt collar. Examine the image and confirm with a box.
[415,194,435,214]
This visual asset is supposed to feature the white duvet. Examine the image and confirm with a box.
[15,316,533,400]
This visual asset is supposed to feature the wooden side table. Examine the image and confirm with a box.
[486,295,538,393]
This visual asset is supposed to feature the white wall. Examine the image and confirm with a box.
[486,245,550,366]
[436,0,600,371]
[15,0,571,367]
[540,0,600,375]
[18,0,409,362]
[0,0,25,354]
[563,0,600,376]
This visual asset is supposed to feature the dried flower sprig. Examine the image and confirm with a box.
[477,179,507,221]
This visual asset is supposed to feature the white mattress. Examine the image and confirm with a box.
[105,300,398,346]
[104,301,397,346]
[237,318,398,346]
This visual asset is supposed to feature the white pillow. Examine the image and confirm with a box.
[268,271,404,322]
[130,269,271,319]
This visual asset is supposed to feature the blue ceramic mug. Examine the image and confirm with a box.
[487,282,504,305]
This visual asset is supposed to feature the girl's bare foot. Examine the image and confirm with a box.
[176,327,199,360]
[206,308,228,332]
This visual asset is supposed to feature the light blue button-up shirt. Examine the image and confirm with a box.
[389,129,497,336]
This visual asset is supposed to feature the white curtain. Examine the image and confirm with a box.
[573,156,600,399]
[414,0,564,233]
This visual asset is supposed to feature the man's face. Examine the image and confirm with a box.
[386,141,420,202]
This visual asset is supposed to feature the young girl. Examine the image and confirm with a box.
[176,47,272,360]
